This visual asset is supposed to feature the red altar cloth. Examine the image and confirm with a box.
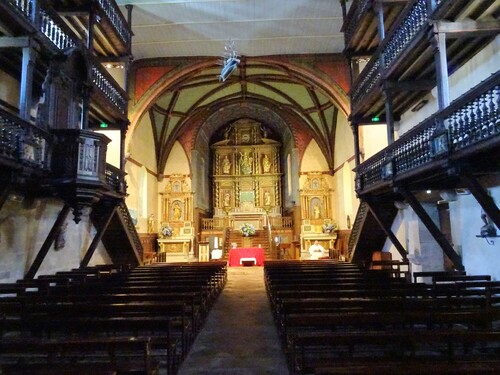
[228,247,265,266]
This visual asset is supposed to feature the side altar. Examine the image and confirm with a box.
[157,235,194,262]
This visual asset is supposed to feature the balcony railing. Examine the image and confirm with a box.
[7,0,130,50]
[105,163,126,195]
[350,0,429,113]
[355,70,500,193]
[0,107,51,170]
[7,1,126,116]
[97,0,131,48]
[343,0,372,49]
[91,61,128,115]
[117,201,143,254]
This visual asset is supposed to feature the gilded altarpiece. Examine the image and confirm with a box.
[158,175,194,258]
[212,119,282,229]
[299,173,336,255]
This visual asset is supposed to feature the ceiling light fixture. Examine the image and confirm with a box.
[219,39,240,82]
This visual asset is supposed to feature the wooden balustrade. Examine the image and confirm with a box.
[355,71,500,194]
[0,107,51,169]
[96,0,132,47]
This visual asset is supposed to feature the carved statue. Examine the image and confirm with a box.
[262,154,271,173]
[240,151,253,175]
[264,191,271,206]
[222,155,231,174]
[313,204,321,219]
[173,203,182,221]
[223,192,231,207]
[148,214,155,233]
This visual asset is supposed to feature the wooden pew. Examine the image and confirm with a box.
[0,336,160,375]
[289,330,500,375]
[0,262,228,374]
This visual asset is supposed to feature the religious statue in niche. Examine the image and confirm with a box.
[172,202,182,221]
[239,151,253,175]
[223,192,231,207]
[222,155,231,174]
[264,191,271,206]
[262,154,271,173]
[313,203,321,219]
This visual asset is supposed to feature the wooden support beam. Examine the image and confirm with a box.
[0,36,30,48]
[25,204,72,279]
[399,187,464,271]
[80,206,117,267]
[384,80,435,92]
[460,174,500,230]
[433,20,500,38]
[365,198,408,261]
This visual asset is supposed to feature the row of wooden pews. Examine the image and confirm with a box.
[0,261,227,374]
[264,260,500,375]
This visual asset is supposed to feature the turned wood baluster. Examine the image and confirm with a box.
[494,85,500,133]
[478,93,489,138]
[457,107,467,147]
[449,111,459,148]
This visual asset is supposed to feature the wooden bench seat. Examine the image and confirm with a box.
[289,330,500,374]
[313,360,500,375]
[0,336,161,375]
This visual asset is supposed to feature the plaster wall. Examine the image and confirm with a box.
[0,198,110,283]
[398,36,499,134]
[333,113,357,229]
[455,189,500,280]
[96,129,121,168]
[0,71,20,107]
[359,124,388,161]
[125,114,158,232]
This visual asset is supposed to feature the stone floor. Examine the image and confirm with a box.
[177,266,289,375]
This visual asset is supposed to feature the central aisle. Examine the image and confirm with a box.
[177,266,289,375]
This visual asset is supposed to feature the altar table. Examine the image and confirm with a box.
[228,247,265,266]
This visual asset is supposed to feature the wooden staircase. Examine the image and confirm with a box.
[223,229,274,260]
[90,201,142,267]
[348,197,399,266]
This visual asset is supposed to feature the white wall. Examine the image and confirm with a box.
[0,198,110,283]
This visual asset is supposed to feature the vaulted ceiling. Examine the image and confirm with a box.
[121,1,351,174]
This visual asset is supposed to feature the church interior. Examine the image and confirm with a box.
[0,0,499,373]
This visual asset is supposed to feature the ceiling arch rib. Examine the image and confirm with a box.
[135,56,348,175]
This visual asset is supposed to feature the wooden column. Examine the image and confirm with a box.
[19,46,36,121]
[432,31,450,110]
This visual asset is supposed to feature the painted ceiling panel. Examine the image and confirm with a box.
[324,106,335,132]
[199,83,241,106]
[265,81,314,108]
[175,86,212,112]
[246,82,290,105]
[156,91,174,108]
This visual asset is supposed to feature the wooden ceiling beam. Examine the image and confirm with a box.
[433,20,500,38]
